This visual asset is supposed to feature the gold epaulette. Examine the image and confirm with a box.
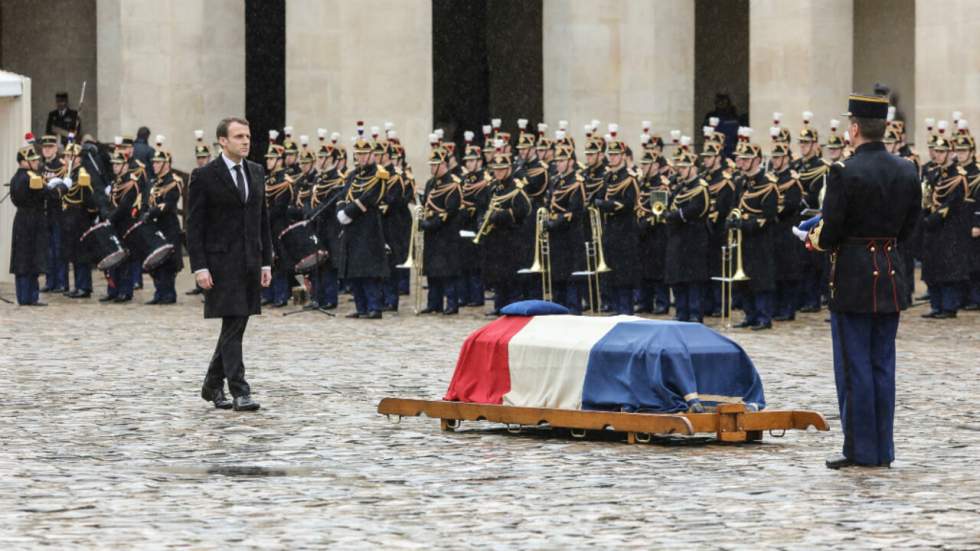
[78,167,91,188]
[450,174,462,184]
[29,171,43,190]
[766,173,778,184]
[376,165,390,180]
[725,158,737,170]
[515,178,527,189]
[957,166,967,176]
[528,166,546,177]
[833,160,846,169]
[576,173,585,183]
[790,170,799,179]
[722,169,732,179]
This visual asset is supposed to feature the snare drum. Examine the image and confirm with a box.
[123,220,175,271]
[79,221,129,270]
[278,220,327,273]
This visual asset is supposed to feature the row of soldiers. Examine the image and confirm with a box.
[8,132,184,305]
[10,114,978,321]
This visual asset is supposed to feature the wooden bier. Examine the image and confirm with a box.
[377,398,829,444]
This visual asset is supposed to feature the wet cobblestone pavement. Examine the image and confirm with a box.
[1,273,978,549]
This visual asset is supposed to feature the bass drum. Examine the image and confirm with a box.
[123,220,175,271]
[80,221,129,270]
[278,220,327,274]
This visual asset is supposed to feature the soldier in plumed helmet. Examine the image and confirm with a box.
[662,146,711,323]
[379,127,413,312]
[142,139,184,304]
[635,147,672,315]
[39,134,68,293]
[9,136,50,305]
[418,140,463,315]
[545,141,587,314]
[59,137,99,299]
[797,115,832,313]
[100,150,141,303]
[263,130,295,307]
[458,132,492,308]
[770,142,805,322]
[701,140,737,317]
[954,130,980,310]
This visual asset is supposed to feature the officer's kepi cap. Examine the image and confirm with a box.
[843,94,889,119]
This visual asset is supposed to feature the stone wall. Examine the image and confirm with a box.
[285,0,432,175]
[96,0,245,172]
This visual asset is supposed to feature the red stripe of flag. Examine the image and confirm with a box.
[443,316,533,404]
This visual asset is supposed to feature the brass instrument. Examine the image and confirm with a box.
[472,198,502,244]
[397,204,424,314]
[517,207,553,301]
[572,207,611,314]
[714,208,750,330]
[650,190,668,217]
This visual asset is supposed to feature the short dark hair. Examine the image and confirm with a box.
[137,126,151,140]
[851,117,886,141]
[216,117,250,139]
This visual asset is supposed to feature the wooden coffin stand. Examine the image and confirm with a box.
[378,398,829,445]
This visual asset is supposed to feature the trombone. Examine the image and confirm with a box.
[517,207,553,301]
[572,206,611,314]
[397,204,424,314]
[713,208,750,329]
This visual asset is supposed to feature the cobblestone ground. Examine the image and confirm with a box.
[1,272,978,549]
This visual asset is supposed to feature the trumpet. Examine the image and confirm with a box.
[397,204,424,314]
[517,207,553,301]
[472,198,502,244]
[572,207,611,314]
[714,208,750,330]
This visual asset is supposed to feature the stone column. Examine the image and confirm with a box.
[749,0,853,146]
[286,0,432,174]
[543,0,695,149]
[915,0,980,151]
[97,0,245,171]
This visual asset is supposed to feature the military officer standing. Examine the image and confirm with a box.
[419,142,463,315]
[9,139,51,305]
[380,137,413,312]
[770,143,804,321]
[635,151,671,315]
[730,139,779,330]
[45,92,81,145]
[663,148,711,322]
[60,140,99,298]
[101,151,141,303]
[458,136,492,307]
[336,127,390,319]
[39,135,68,293]
[701,141,736,317]
[797,121,831,312]
[308,135,346,310]
[956,133,980,310]
[264,132,296,307]
[807,94,920,469]
[143,145,184,304]
[546,141,587,314]
[594,128,640,315]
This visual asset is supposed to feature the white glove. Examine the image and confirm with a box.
[337,210,353,225]
[63,176,74,188]
[105,185,112,196]
[791,226,808,242]
[45,177,64,189]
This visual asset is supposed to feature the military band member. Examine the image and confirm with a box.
[101,151,141,303]
[920,136,969,318]
[479,146,531,315]
[513,120,549,299]
[263,132,295,307]
[770,143,804,321]
[459,135,491,307]
[594,128,639,315]
[308,135,346,310]
[114,135,149,290]
[797,121,831,312]
[336,130,390,319]
[282,127,300,176]
[662,148,710,323]
[39,134,68,293]
[380,137,413,312]
[143,146,184,304]
[700,141,736,317]
[9,140,51,305]
[546,141,587,314]
[956,132,980,310]
[418,143,463,315]
[635,152,671,315]
[730,140,778,330]
[60,140,99,298]
[807,94,920,469]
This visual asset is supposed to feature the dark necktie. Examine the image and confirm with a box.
[233,164,247,202]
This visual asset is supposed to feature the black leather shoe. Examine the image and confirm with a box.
[935,311,957,319]
[634,306,652,314]
[345,312,360,319]
[320,302,337,310]
[484,310,500,317]
[260,298,273,306]
[734,319,753,328]
[921,311,939,319]
[113,296,132,303]
[99,295,116,303]
[40,287,54,293]
[799,305,820,313]
[418,308,438,315]
[773,315,795,322]
[751,322,773,331]
[302,302,320,311]
[652,306,669,315]
[382,305,398,312]
[69,289,92,299]
[158,298,176,305]
[145,298,161,305]
[232,395,260,411]
[963,303,980,311]
[442,308,459,315]
[28,302,48,307]
[185,288,203,295]
[365,311,382,319]
[707,310,721,318]
[825,455,857,470]
[201,386,233,410]
[271,301,288,308]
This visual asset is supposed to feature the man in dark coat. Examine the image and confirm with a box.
[9,143,50,305]
[39,135,68,293]
[187,117,272,412]
[45,92,80,145]
[308,138,345,309]
[142,148,184,304]
[479,148,532,315]
[956,135,980,309]
[770,143,805,321]
[807,94,920,469]
[60,142,100,298]
[700,142,736,317]
[380,140,413,312]
[546,142,587,314]
[663,148,711,323]
[419,144,463,314]
[730,141,779,330]
[101,152,140,303]
[335,130,390,319]
[458,140,492,308]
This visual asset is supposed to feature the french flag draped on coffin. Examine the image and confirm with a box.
[444,310,766,413]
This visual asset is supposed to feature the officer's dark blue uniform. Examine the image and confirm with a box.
[809,94,920,469]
